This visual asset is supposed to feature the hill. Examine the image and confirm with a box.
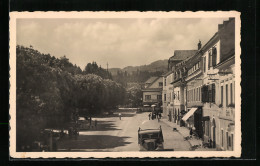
[109,59,168,76]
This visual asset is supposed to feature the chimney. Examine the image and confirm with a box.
[218,24,223,30]
[198,40,202,50]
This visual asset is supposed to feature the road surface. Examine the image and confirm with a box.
[58,109,190,151]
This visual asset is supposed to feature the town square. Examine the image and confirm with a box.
[9,12,241,158]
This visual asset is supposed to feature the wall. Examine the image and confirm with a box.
[143,91,162,103]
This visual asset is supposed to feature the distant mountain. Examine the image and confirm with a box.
[109,59,168,76]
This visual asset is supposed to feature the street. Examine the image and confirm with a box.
[57,109,191,151]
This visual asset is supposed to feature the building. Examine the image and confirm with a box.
[163,50,197,123]
[162,71,174,119]
[182,46,204,138]
[142,76,163,107]
[200,18,235,150]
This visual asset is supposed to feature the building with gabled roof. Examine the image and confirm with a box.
[142,76,163,107]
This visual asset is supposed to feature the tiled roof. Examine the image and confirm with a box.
[169,50,197,61]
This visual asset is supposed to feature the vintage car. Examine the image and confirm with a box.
[138,126,164,151]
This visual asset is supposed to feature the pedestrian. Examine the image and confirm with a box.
[95,120,97,129]
[119,113,122,120]
[189,127,193,137]
[148,113,151,120]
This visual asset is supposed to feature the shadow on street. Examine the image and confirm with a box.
[58,135,131,151]
[80,120,121,131]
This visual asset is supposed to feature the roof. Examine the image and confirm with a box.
[142,88,162,92]
[169,50,197,61]
[162,70,173,77]
[145,77,158,84]
[138,129,161,134]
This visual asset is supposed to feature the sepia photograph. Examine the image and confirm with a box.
[9,11,241,158]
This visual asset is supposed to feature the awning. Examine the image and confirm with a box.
[151,104,156,107]
[143,105,150,107]
[182,108,198,121]
[78,117,85,121]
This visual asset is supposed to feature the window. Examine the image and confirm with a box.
[231,134,234,150]
[157,95,162,100]
[145,95,151,101]
[208,85,212,102]
[197,88,199,101]
[226,84,229,106]
[194,89,196,102]
[164,79,166,86]
[212,84,215,103]
[230,83,233,104]
[164,94,166,101]
[208,51,212,69]
[177,91,179,100]
[221,86,224,105]
[221,130,224,147]
[159,82,163,87]
[203,57,206,72]
[226,132,229,149]
[199,87,201,101]
[234,82,235,104]
[212,47,217,66]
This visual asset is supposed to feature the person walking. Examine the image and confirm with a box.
[119,113,122,120]
[148,113,151,120]
[189,127,193,138]
[94,120,97,129]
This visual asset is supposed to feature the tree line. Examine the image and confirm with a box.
[16,45,125,150]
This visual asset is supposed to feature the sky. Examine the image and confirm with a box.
[16,18,228,69]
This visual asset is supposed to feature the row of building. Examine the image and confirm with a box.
[142,18,236,151]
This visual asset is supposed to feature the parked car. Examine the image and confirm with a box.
[138,126,164,151]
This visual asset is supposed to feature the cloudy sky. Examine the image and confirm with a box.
[17,17,228,69]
